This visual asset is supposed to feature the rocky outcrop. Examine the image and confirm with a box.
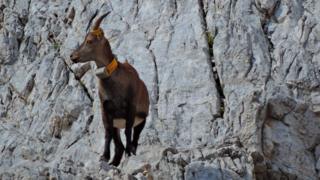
[0,0,319,179]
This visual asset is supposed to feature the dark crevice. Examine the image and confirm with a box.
[17,0,31,49]
[1,145,5,153]
[78,80,93,102]
[8,84,28,103]
[151,50,159,105]
[15,13,29,60]
[60,58,93,103]
[261,22,274,53]
[147,28,160,103]
[308,143,319,176]
[260,8,275,60]
[17,16,28,27]
[198,0,208,25]
[238,101,244,127]
[66,137,80,149]
[64,7,75,25]
[199,0,225,118]
[144,24,162,143]
[255,1,280,84]
[172,0,178,18]
[80,0,93,16]
[24,74,36,99]
[146,25,160,122]
[244,55,254,78]
[27,0,31,18]
[244,34,254,78]
[65,115,93,149]
[84,115,94,133]
[12,0,16,9]
[133,0,139,20]
[0,5,5,30]
[86,9,99,32]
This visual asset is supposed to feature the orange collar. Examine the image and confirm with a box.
[105,58,118,76]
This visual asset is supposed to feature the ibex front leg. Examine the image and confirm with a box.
[110,128,124,166]
[100,102,114,162]
[125,105,136,156]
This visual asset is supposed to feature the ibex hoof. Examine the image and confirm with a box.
[99,155,110,162]
[131,146,137,155]
[125,145,136,156]
[109,160,120,167]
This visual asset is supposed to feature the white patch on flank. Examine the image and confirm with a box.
[113,117,144,129]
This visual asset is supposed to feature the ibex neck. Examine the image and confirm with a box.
[96,52,114,68]
[95,58,118,79]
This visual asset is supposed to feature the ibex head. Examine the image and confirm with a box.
[70,12,114,68]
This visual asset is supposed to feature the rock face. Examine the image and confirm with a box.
[0,0,319,179]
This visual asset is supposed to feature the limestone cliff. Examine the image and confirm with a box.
[0,0,319,179]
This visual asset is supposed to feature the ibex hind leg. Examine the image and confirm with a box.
[132,119,146,155]
[125,105,136,156]
[110,128,124,166]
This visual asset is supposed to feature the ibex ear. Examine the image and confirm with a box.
[91,28,104,39]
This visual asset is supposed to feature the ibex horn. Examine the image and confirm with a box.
[92,12,111,30]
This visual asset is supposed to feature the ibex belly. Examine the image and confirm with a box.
[113,117,144,129]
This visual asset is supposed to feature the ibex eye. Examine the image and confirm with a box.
[86,39,93,44]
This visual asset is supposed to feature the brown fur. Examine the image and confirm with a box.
[70,13,149,166]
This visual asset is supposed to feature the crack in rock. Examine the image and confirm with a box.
[60,57,93,103]
[198,0,225,118]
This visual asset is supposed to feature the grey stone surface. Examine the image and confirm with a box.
[0,0,319,179]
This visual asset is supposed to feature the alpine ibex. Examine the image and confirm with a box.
[70,13,150,166]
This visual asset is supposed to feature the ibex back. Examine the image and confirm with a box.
[70,13,150,166]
